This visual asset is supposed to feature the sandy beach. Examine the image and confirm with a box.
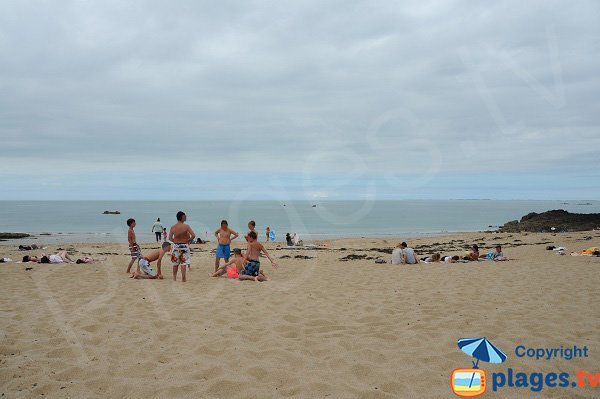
[1,231,599,398]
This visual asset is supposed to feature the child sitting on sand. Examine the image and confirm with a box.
[214,220,239,272]
[209,248,248,279]
[239,231,278,282]
[464,245,480,261]
[130,241,172,279]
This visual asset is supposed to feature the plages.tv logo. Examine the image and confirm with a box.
[451,337,508,397]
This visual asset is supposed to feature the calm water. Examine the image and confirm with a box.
[1,200,599,244]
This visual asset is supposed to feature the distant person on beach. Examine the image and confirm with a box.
[214,220,238,272]
[286,233,293,246]
[464,245,480,261]
[130,241,172,279]
[76,256,105,264]
[442,255,460,263]
[76,256,106,264]
[423,253,441,263]
[245,220,256,242]
[40,250,74,264]
[391,242,419,265]
[209,248,246,278]
[162,228,167,241]
[481,245,508,261]
[22,255,39,263]
[152,218,164,242]
[126,218,141,274]
[266,226,271,241]
[239,231,278,282]
[169,211,196,282]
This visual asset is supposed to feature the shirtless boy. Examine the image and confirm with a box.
[126,218,141,273]
[244,220,256,242]
[169,211,196,282]
[209,248,245,278]
[239,231,278,282]
[130,241,172,279]
[214,220,238,272]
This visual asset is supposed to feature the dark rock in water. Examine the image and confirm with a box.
[0,232,31,239]
[102,211,121,214]
[500,210,600,232]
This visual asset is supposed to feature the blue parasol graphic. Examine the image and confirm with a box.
[269,230,276,241]
[458,337,507,388]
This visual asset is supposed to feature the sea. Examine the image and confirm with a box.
[1,200,599,244]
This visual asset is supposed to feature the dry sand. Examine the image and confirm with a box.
[1,231,599,398]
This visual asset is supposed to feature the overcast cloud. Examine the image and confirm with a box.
[1,0,599,199]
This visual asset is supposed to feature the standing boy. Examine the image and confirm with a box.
[239,231,278,282]
[214,220,238,272]
[244,220,256,241]
[266,226,271,241]
[169,211,196,282]
[126,218,141,273]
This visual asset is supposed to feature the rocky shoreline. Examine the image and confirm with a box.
[0,232,31,240]
[500,210,600,233]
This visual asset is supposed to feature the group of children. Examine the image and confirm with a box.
[127,214,278,282]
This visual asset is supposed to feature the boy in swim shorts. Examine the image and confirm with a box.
[239,231,278,282]
[169,211,196,282]
[214,220,238,272]
[244,220,256,242]
[130,241,172,279]
[126,218,141,273]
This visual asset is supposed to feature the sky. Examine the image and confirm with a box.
[1,0,599,200]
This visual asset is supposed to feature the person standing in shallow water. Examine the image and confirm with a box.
[152,218,164,242]
[266,226,271,241]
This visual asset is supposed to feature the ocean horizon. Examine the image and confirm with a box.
[1,200,599,244]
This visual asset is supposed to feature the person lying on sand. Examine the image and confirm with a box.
[480,245,509,261]
[40,251,74,264]
[76,256,106,264]
[22,255,40,263]
[423,253,441,263]
[19,244,46,251]
[442,255,460,263]
[239,231,278,282]
[130,241,172,279]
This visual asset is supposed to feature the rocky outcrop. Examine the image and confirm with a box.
[0,232,31,239]
[500,210,600,232]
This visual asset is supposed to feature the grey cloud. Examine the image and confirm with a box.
[1,0,599,187]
